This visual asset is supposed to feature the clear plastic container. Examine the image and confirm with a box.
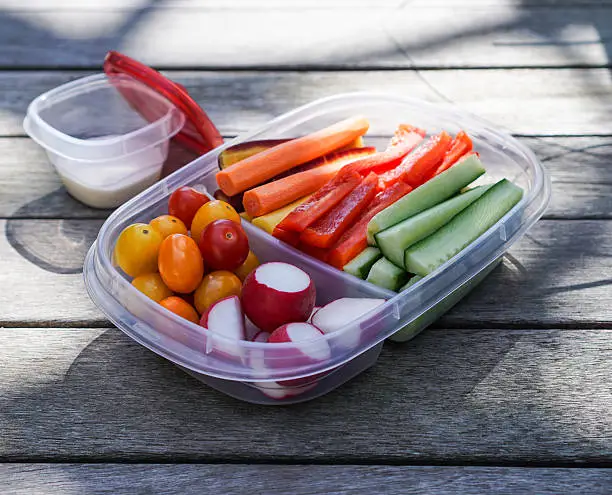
[84,93,551,405]
[23,74,185,209]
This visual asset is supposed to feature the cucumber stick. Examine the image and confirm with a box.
[375,185,491,267]
[366,257,408,291]
[367,154,485,245]
[343,247,382,279]
[404,179,523,276]
[399,274,423,292]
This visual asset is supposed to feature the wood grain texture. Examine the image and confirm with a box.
[5,219,612,327]
[0,4,612,68]
[0,327,610,462]
[1,464,611,495]
[3,70,612,137]
[3,136,612,220]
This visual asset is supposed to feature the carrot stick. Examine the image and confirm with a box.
[277,169,362,233]
[432,131,473,177]
[242,147,376,218]
[216,116,370,196]
[327,182,413,269]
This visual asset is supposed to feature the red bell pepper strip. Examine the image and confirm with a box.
[297,242,329,262]
[378,131,453,189]
[327,181,413,269]
[277,169,362,233]
[272,226,301,247]
[300,172,379,249]
[432,131,473,177]
[343,125,425,176]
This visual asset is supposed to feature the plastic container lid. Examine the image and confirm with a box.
[103,51,224,155]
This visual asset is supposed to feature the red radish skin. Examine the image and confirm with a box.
[200,295,246,359]
[267,322,332,386]
[241,262,316,332]
[312,298,386,349]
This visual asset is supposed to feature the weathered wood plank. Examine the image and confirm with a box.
[2,136,611,220]
[0,328,609,462]
[2,70,612,138]
[1,464,611,495]
[0,5,611,68]
[3,219,612,327]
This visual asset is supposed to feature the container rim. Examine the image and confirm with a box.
[85,91,552,381]
[23,73,186,162]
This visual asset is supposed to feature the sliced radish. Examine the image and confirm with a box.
[253,380,318,400]
[200,295,246,359]
[252,331,270,343]
[307,306,321,324]
[241,262,316,332]
[312,298,386,349]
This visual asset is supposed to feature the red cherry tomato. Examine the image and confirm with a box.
[168,187,210,229]
[198,219,249,271]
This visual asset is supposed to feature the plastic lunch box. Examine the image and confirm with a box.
[84,92,551,405]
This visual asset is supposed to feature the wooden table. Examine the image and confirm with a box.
[1,1,611,493]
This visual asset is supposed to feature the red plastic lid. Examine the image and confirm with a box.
[103,50,223,155]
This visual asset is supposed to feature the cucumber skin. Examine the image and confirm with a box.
[399,275,423,292]
[343,247,382,279]
[375,185,490,267]
[404,179,523,277]
[366,154,486,245]
[366,257,409,291]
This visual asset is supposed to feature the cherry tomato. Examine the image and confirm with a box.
[168,186,210,228]
[158,234,204,293]
[160,296,199,324]
[198,219,249,271]
[132,273,173,302]
[234,250,260,281]
[194,270,242,314]
[114,223,163,277]
[190,200,241,244]
[150,215,188,239]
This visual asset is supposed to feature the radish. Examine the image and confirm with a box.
[254,380,318,400]
[268,322,331,386]
[307,306,321,324]
[200,295,246,359]
[312,298,386,349]
[241,262,316,332]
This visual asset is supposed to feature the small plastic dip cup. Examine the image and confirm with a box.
[24,73,185,208]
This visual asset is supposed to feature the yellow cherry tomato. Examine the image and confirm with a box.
[190,200,240,243]
[234,250,260,281]
[194,270,242,314]
[131,273,173,302]
[114,223,163,277]
[160,296,200,324]
[149,215,188,239]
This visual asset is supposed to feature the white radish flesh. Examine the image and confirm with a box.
[312,298,386,349]
[200,296,246,358]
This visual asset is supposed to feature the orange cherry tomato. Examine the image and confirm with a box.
[114,223,163,277]
[160,296,199,324]
[234,250,260,281]
[131,273,173,302]
[190,200,241,243]
[150,215,188,239]
[194,270,242,314]
[158,234,204,293]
